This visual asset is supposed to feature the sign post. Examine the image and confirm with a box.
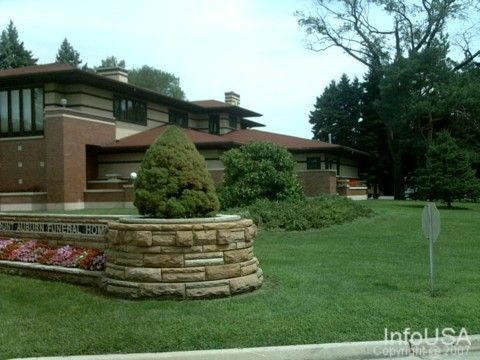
[421,202,441,296]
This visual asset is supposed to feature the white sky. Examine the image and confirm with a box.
[0,0,367,138]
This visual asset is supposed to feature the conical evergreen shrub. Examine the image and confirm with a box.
[134,126,220,218]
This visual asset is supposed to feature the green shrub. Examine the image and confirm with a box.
[225,195,373,231]
[134,126,220,218]
[219,141,304,208]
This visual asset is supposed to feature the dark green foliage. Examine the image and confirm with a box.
[416,131,480,207]
[219,141,304,208]
[100,56,125,68]
[134,126,219,218]
[225,195,373,231]
[0,20,37,69]
[309,74,362,148]
[55,38,81,67]
[129,65,186,100]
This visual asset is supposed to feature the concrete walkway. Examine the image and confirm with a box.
[12,336,480,360]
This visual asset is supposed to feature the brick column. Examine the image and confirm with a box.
[44,109,116,210]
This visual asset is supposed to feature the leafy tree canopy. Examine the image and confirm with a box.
[298,0,480,199]
[100,56,125,69]
[309,74,362,149]
[416,131,480,207]
[55,38,82,67]
[0,20,37,69]
[129,65,186,100]
[134,126,219,218]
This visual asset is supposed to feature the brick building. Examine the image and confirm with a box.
[0,64,367,211]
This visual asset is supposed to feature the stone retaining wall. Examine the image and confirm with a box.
[104,215,263,299]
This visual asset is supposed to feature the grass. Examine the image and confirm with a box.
[1,200,480,358]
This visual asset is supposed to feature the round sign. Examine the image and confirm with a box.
[422,203,441,242]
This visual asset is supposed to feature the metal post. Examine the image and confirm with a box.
[428,205,435,296]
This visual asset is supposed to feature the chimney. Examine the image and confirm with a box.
[96,67,128,83]
[328,133,332,144]
[225,91,240,106]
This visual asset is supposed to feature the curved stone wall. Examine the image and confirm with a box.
[104,215,263,299]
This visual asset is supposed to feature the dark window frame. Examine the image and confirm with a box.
[0,85,44,138]
[209,114,220,134]
[168,110,189,128]
[113,95,147,125]
[306,157,322,170]
[228,114,238,129]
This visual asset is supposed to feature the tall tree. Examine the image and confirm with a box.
[55,38,82,67]
[297,0,480,199]
[129,65,186,100]
[309,74,362,149]
[416,131,480,207]
[0,20,37,69]
[100,56,125,68]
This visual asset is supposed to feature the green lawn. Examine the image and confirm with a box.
[1,200,480,358]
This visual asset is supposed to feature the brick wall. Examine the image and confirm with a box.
[0,138,46,192]
[296,170,337,196]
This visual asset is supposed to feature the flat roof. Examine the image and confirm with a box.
[0,63,263,120]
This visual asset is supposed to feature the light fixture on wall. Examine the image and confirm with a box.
[130,172,137,180]
[60,98,68,107]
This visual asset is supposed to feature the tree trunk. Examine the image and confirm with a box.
[385,125,405,200]
[393,156,405,200]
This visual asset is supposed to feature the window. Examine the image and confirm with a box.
[168,110,188,128]
[209,114,220,134]
[0,87,44,137]
[306,157,322,170]
[325,157,340,175]
[113,96,146,125]
[229,114,238,129]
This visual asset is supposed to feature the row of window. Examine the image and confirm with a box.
[113,96,147,125]
[0,88,44,137]
[0,89,235,137]
[307,157,340,174]
[168,113,234,135]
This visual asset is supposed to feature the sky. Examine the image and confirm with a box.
[0,0,367,138]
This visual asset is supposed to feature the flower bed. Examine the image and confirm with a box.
[0,237,106,271]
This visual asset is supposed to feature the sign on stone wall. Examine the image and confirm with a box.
[0,220,107,238]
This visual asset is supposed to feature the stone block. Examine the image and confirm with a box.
[224,247,253,264]
[115,252,144,267]
[176,231,194,246]
[245,225,257,242]
[203,222,239,230]
[121,245,162,254]
[124,230,135,244]
[202,243,236,252]
[185,258,224,267]
[143,253,184,268]
[139,283,185,298]
[161,246,203,253]
[186,284,231,298]
[115,230,125,244]
[193,230,217,245]
[205,263,241,280]
[229,272,262,294]
[106,229,118,244]
[135,231,152,247]
[124,267,162,282]
[152,233,176,246]
[162,267,205,282]
[240,259,258,276]
[105,265,124,279]
[185,251,223,260]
